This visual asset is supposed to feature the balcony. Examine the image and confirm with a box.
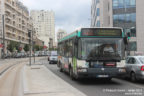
[6,29,16,35]
[5,15,11,20]
[5,22,16,29]
[5,1,12,7]
[5,1,16,10]
[5,8,11,13]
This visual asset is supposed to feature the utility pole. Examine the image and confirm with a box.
[28,30,32,66]
[32,28,35,63]
[1,0,5,59]
[2,15,5,59]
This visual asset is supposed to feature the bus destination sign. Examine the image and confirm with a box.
[81,28,122,37]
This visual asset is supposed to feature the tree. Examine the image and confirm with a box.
[34,45,43,51]
[39,46,43,50]
[34,45,40,51]
[16,42,20,52]
[24,44,30,52]
[7,41,17,52]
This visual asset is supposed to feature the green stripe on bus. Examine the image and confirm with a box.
[73,57,77,71]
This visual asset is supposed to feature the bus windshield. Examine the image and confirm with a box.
[79,38,124,61]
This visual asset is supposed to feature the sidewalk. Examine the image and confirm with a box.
[23,65,87,96]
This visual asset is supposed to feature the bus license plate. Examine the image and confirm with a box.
[97,75,109,78]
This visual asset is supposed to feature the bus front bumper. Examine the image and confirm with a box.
[77,67,126,78]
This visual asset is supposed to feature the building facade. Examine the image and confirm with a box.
[30,10,55,48]
[91,0,144,55]
[57,29,67,41]
[0,0,31,58]
[91,0,113,27]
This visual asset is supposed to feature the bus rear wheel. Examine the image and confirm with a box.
[70,67,75,80]
[60,63,63,72]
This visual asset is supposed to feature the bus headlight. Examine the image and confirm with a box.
[77,68,87,72]
[77,62,89,68]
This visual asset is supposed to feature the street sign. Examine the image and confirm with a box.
[43,46,47,49]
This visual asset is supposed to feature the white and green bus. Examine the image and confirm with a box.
[57,28,128,80]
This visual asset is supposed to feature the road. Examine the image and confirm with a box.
[40,59,144,96]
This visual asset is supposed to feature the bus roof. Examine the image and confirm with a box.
[58,27,123,43]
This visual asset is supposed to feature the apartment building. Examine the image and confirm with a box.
[91,0,144,55]
[30,10,55,48]
[0,0,31,57]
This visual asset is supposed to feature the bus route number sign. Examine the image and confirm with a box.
[81,29,122,37]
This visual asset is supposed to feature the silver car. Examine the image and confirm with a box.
[125,56,144,82]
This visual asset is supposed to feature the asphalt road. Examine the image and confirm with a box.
[41,59,144,96]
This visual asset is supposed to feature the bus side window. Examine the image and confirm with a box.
[69,40,73,57]
[74,44,78,58]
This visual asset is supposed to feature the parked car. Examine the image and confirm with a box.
[49,51,58,64]
[4,53,11,58]
[15,53,22,58]
[34,51,39,57]
[38,51,45,56]
[125,56,144,82]
[41,51,45,56]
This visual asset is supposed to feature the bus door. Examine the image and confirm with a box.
[72,40,78,74]
[63,41,69,71]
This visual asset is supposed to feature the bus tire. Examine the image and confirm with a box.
[60,63,63,72]
[70,67,75,80]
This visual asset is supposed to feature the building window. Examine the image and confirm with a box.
[113,14,118,21]
[118,14,125,22]
[130,0,136,7]
[96,8,100,16]
[119,0,124,8]
[96,21,100,27]
[125,0,130,8]
[126,14,131,22]
[113,13,136,23]
[113,0,136,9]
[96,0,99,4]
[131,13,136,22]
[113,0,119,9]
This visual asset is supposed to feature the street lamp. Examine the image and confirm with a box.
[28,29,32,66]
[1,0,5,59]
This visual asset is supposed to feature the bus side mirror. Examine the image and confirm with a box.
[127,32,131,37]
[124,37,128,45]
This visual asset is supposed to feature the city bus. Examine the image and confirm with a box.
[57,27,128,80]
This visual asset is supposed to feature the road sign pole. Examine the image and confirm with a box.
[28,30,32,66]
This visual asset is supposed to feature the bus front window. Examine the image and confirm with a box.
[80,38,124,61]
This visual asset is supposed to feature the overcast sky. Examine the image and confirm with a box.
[20,0,91,34]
